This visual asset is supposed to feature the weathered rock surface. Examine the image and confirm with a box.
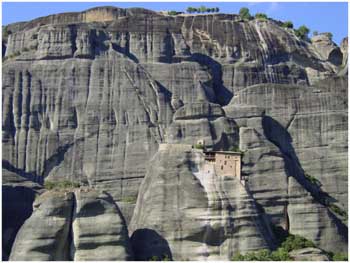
[129,144,275,260]
[289,247,330,261]
[9,191,74,261]
[2,6,348,260]
[72,190,133,261]
[9,189,133,261]
[2,169,43,260]
[311,33,343,66]
[224,78,348,253]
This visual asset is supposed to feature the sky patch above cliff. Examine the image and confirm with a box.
[2,2,348,45]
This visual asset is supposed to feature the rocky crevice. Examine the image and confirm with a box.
[2,6,348,260]
[9,189,134,261]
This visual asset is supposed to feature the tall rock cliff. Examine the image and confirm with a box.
[2,6,348,260]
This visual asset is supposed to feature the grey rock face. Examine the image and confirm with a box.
[71,190,133,261]
[2,169,43,260]
[9,191,74,261]
[129,144,274,260]
[2,6,348,260]
[9,189,133,261]
[289,247,330,261]
[311,33,342,66]
[225,79,348,253]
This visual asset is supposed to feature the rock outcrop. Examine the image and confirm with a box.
[2,6,348,260]
[129,144,274,260]
[9,191,74,261]
[9,189,133,261]
[311,33,343,66]
[2,169,43,260]
[71,190,133,261]
[289,247,330,261]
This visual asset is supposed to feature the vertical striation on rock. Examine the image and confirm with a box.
[9,189,134,261]
[2,6,348,260]
[9,191,74,261]
[129,144,275,260]
[71,190,133,261]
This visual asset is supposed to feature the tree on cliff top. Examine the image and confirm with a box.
[239,7,252,20]
[295,25,310,40]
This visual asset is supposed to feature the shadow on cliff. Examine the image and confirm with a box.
[187,53,233,105]
[2,185,36,260]
[261,115,348,239]
[130,229,172,261]
[3,132,98,185]
[2,160,38,183]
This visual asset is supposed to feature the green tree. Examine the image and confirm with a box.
[282,21,294,29]
[331,252,348,261]
[199,5,207,13]
[186,7,194,13]
[295,25,310,40]
[325,32,333,40]
[255,13,268,21]
[280,234,315,252]
[239,7,252,20]
[167,11,178,15]
[215,7,220,12]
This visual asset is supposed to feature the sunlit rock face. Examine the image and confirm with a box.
[2,6,347,260]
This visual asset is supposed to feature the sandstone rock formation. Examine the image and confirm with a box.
[129,144,274,260]
[9,191,74,261]
[71,190,133,261]
[9,189,133,261]
[2,6,348,260]
[289,247,330,261]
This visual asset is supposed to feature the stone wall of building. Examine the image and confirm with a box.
[214,153,241,179]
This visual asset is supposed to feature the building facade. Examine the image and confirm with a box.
[204,151,242,180]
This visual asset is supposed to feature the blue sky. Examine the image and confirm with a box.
[2,2,348,45]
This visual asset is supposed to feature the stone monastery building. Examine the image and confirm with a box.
[204,151,243,181]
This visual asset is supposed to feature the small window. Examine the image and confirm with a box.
[224,161,227,165]
[221,166,223,170]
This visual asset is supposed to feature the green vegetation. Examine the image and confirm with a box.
[280,234,315,252]
[324,32,333,40]
[239,7,252,20]
[255,13,268,21]
[282,21,294,29]
[4,51,21,61]
[122,196,137,203]
[148,254,171,261]
[186,6,219,14]
[295,25,310,40]
[44,180,80,190]
[304,173,321,187]
[233,229,348,261]
[232,248,291,261]
[194,144,204,150]
[229,146,243,153]
[329,203,347,217]
[313,30,319,36]
[328,252,348,261]
[232,233,315,261]
[167,11,178,15]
